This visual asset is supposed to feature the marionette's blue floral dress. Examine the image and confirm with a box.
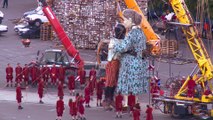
[114,27,148,95]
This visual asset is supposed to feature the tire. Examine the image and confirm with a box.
[171,104,185,119]
[34,19,42,27]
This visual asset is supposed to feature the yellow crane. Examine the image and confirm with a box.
[169,0,213,102]
[152,0,213,119]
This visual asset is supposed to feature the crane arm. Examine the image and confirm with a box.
[39,0,84,68]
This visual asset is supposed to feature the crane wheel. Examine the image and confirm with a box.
[171,104,184,119]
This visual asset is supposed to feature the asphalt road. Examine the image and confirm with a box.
[0,0,213,120]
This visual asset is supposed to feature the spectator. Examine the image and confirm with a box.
[2,0,8,8]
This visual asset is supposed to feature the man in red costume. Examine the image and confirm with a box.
[78,68,86,87]
[50,64,58,86]
[41,65,50,86]
[77,95,86,120]
[151,83,160,105]
[96,79,104,106]
[187,76,196,98]
[58,81,64,98]
[115,92,123,118]
[68,75,75,95]
[133,103,141,120]
[84,83,91,108]
[15,63,22,86]
[69,98,77,120]
[23,64,29,86]
[146,105,153,120]
[56,96,64,120]
[30,64,38,87]
[128,92,136,115]
[6,63,13,87]
[58,65,65,85]
[16,83,23,109]
[38,78,44,104]
[89,67,96,95]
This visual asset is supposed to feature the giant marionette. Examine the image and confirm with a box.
[112,9,148,106]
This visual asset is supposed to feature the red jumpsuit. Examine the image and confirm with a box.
[30,66,38,84]
[84,87,90,104]
[6,66,13,83]
[69,101,77,116]
[204,90,212,95]
[96,81,104,100]
[23,66,29,83]
[38,80,44,99]
[88,80,93,95]
[187,79,196,97]
[58,66,65,84]
[146,107,153,120]
[133,109,140,120]
[89,69,96,93]
[68,75,75,90]
[151,85,160,98]
[115,94,123,112]
[128,94,136,112]
[16,86,22,103]
[41,66,50,83]
[15,66,22,83]
[78,69,86,85]
[78,97,85,114]
[58,84,64,98]
[56,99,64,117]
[50,66,57,84]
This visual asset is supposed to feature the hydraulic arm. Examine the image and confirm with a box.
[39,0,84,68]
[168,0,213,102]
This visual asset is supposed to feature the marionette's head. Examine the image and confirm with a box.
[114,23,126,39]
[7,63,10,67]
[122,9,142,28]
[69,98,73,102]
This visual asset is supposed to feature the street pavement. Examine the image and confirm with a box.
[0,0,213,120]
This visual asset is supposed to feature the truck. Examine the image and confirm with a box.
[0,10,8,34]
[0,10,4,24]
[0,24,8,34]
[35,49,78,70]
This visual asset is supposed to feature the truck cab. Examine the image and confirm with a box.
[36,49,78,70]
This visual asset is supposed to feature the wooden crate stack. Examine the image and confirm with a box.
[160,40,178,57]
[52,0,148,49]
[40,22,54,41]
